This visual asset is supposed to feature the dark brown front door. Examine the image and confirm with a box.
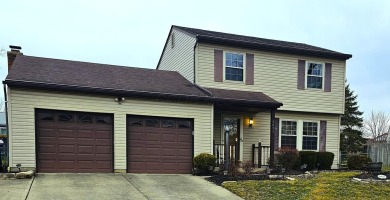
[36,109,113,173]
[127,116,193,174]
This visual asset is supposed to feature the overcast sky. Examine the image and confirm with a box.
[1,0,389,118]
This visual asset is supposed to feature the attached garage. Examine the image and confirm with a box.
[36,109,113,173]
[127,115,193,173]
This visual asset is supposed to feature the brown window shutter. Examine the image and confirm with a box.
[274,118,279,149]
[214,49,223,82]
[297,60,306,89]
[324,63,332,92]
[245,53,254,85]
[320,120,327,151]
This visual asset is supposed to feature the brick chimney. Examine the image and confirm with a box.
[7,45,23,71]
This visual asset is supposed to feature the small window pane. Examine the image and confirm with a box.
[146,118,159,127]
[281,121,297,136]
[38,111,54,121]
[96,115,112,124]
[129,117,143,127]
[226,53,232,60]
[79,114,93,123]
[281,136,297,149]
[303,122,318,136]
[58,113,74,122]
[225,67,243,81]
[307,76,323,89]
[303,137,317,150]
[162,119,176,128]
[178,120,191,129]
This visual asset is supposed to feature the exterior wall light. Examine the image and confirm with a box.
[249,118,253,128]
[115,97,125,104]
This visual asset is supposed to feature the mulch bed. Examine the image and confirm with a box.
[353,171,390,180]
[205,174,268,186]
[205,169,308,185]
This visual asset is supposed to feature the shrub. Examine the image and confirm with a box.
[241,160,254,176]
[193,153,216,173]
[347,155,372,170]
[299,151,317,170]
[316,152,335,170]
[275,147,299,170]
[227,160,240,177]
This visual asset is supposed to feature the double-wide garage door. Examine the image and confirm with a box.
[127,115,193,174]
[36,109,113,173]
[36,109,193,173]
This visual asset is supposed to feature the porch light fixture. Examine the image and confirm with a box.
[249,118,253,128]
[115,97,125,104]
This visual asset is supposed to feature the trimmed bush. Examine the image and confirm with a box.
[241,160,254,176]
[275,147,299,170]
[193,153,216,173]
[316,152,335,170]
[347,155,372,170]
[299,151,317,170]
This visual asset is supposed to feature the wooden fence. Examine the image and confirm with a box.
[252,142,270,167]
[368,143,390,166]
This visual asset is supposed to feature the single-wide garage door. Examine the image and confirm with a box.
[36,109,113,173]
[127,115,193,173]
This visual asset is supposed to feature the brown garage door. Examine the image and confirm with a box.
[36,109,113,173]
[127,115,193,173]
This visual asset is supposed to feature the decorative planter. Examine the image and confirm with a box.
[368,162,383,172]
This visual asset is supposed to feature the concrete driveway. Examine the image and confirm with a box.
[0,174,242,200]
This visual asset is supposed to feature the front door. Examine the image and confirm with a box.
[222,117,241,162]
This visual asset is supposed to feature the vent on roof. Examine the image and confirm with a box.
[9,45,22,52]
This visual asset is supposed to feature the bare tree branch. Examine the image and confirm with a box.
[0,46,5,57]
[364,110,390,143]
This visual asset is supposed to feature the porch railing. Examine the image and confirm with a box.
[213,140,238,166]
[252,142,270,167]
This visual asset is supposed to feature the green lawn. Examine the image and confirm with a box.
[223,172,390,200]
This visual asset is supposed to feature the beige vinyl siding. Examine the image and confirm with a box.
[8,88,213,170]
[213,110,340,168]
[197,43,346,114]
[158,28,196,82]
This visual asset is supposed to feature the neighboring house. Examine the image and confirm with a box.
[4,26,351,173]
[0,112,6,137]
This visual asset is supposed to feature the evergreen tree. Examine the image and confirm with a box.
[340,82,365,153]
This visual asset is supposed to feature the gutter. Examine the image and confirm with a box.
[3,79,283,109]
[197,35,352,60]
[3,83,9,166]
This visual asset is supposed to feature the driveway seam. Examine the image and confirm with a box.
[121,174,150,200]
[23,176,35,200]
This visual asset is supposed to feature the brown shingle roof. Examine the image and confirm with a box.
[174,25,352,60]
[5,55,209,99]
[205,87,282,107]
[4,54,282,108]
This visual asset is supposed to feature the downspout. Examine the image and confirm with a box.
[193,36,198,84]
[3,83,9,167]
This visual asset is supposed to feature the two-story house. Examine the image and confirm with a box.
[3,26,351,173]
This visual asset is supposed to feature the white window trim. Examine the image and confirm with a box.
[279,119,320,151]
[302,120,320,151]
[223,51,246,83]
[305,61,325,90]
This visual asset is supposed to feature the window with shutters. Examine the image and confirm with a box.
[280,120,320,151]
[225,52,244,81]
[306,62,324,89]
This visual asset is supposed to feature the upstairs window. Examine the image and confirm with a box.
[306,62,323,89]
[225,52,244,81]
